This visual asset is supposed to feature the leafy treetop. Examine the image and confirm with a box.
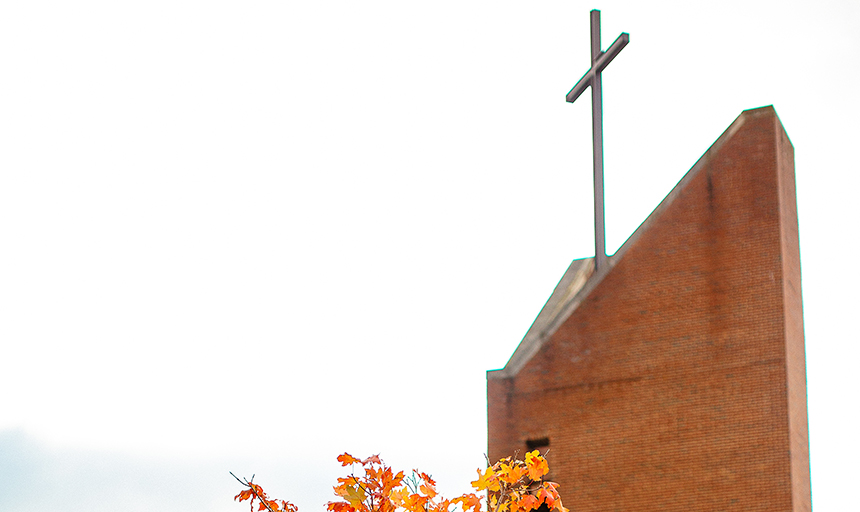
[234,452,566,512]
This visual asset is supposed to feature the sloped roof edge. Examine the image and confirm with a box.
[488,106,771,380]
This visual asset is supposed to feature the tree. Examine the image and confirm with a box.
[233,452,567,512]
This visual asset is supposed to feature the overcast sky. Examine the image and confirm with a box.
[1,1,857,511]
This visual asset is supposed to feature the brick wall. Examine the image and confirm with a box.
[488,107,810,512]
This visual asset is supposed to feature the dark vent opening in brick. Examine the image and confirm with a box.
[526,437,549,452]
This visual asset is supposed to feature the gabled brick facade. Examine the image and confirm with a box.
[488,107,810,512]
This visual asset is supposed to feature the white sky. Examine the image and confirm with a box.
[0,1,857,511]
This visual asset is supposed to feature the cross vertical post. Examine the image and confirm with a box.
[566,10,628,272]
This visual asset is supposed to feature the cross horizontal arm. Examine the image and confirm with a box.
[595,32,629,73]
[565,32,629,103]
[566,69,594,103]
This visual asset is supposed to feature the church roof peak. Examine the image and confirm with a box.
[489,106,785,380]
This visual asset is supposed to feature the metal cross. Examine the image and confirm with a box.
[566,10,628,272]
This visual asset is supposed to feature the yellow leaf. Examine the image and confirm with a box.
[471,467,499,492]
[525,451,549,481]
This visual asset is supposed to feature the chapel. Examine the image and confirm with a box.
[487,106,811,512]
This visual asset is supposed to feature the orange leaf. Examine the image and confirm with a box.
[362,455,382,465]
[525,451,549,481]
[338,453,362,466]
[499,463,527,485]
[537,488,551,508]
[453,493,483,512]
[518,495,539,512]
[327,501,355,512]
[419,483,437,499]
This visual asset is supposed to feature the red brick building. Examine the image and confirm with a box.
[487,107,810,512]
